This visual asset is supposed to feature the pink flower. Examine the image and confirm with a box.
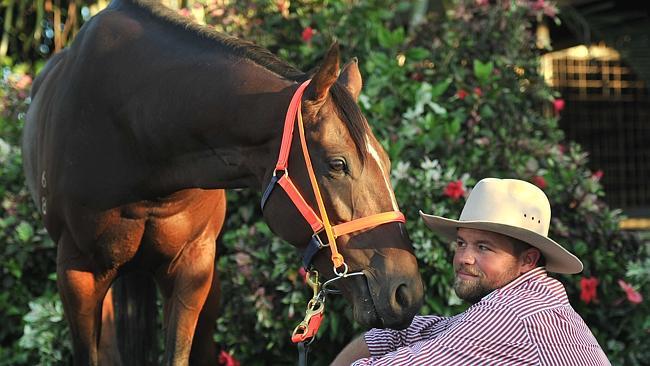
[456,89,468,100]
[298,267,308,284]
[580,277,599,304]
[302,27,314,42]
[15,75,32,90]
[532,175,547,189]
[553,98,565,114]
[531,0,546,11]
[473,87,483,97]
[592,170,604,181]
[618,280,643,304]
[178,8,192,18]
[476,0,489,6]
[219,350,241,366]
[443,180,465,201]
[276,0,290,18]
[531,0,557,17]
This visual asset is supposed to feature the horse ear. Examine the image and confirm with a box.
[304,42,340,109]
[339,57,362,101]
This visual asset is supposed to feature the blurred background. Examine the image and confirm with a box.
[0,0,648,365]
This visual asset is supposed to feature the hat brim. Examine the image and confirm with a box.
[419,211,583,274]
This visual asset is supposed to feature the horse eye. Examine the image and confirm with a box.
[329,158,347,172]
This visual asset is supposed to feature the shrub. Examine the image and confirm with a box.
[1,1,647,365]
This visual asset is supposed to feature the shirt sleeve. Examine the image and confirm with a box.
[352,305,538,366]
[363,315,448,357]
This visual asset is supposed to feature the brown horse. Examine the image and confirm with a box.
[22,0,424,365]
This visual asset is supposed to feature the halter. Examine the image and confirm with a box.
[261,79,405,273]
[260,80,406,347]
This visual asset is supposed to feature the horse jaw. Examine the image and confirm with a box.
[343,274,384,329]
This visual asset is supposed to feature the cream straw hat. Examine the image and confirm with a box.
[420,178,583,274]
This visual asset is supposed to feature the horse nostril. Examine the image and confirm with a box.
[394,283,410,309]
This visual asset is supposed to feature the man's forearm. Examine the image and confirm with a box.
[331,333,370,366]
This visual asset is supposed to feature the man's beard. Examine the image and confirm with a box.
[453,264,519,304]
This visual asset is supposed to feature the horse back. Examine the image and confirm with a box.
[23,5,152,223]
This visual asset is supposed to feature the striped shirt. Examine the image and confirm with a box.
[353,267,610,365]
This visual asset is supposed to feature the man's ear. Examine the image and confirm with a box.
[304,42,340,111]
[339,57,362,101]
[520,248,541,273]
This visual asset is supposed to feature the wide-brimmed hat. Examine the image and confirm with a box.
[419,178,583,274]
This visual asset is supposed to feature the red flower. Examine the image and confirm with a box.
[592,170,604,181]
[456,89,468,100]
[301,27,314,42]
[532,175,547,189]
[443,180,465,201]
[219,350,241,366]
[618,280,643,304]
[580,277,599,304]
[410,72,424,82]
[473,87,483,97]
[476,0,489,6]
[553,98,565,114]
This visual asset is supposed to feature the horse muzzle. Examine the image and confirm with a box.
[345,270,423,330]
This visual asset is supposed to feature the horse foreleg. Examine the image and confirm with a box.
[57,230,115,366]
[189,261,221,366]
[159,238,216,366]
[98,288,122,366]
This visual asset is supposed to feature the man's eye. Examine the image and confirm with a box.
[455,241,466,248]
[478,245,490,251]
[329,158,347,172]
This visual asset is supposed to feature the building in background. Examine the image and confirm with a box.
[542,0,650,230]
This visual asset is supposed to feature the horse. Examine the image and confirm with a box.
[22,0,424,364]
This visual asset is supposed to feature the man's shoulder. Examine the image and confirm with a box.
[481,270,570,318]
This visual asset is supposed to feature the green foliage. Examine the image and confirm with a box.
[0,65,63,362]
[1,0,648,365]
[0,0,103,67]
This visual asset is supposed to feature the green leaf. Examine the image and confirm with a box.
[376,28,391,48]
[16,221,33,242]
[479,104,495,119]
[430,78,452,99]
[473,59,494,84]
[406,47,430,61]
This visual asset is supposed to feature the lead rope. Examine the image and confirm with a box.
[298,341,309,366]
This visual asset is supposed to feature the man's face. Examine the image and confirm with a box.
[452,228,527,304]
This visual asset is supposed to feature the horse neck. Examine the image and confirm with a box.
[111,7,298,193]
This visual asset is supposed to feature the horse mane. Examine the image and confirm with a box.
[128,0,368,159]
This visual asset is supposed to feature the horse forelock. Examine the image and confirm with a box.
[329,82,369,164]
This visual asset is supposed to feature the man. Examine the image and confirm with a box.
[332,178,610,365]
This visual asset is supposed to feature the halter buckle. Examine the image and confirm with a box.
[311,231,329,249]
[272,168,287,178]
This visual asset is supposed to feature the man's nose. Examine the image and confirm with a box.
[455,248,476,265]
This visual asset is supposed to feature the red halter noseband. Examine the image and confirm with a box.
[260,79,406,273]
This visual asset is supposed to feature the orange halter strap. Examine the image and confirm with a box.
[261,79,406,273]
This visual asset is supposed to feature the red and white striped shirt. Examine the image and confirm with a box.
[353,267,610,365]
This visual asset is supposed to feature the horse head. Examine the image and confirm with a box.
[262,44,424,329]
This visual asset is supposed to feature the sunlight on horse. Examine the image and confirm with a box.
[22,0,424,364]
